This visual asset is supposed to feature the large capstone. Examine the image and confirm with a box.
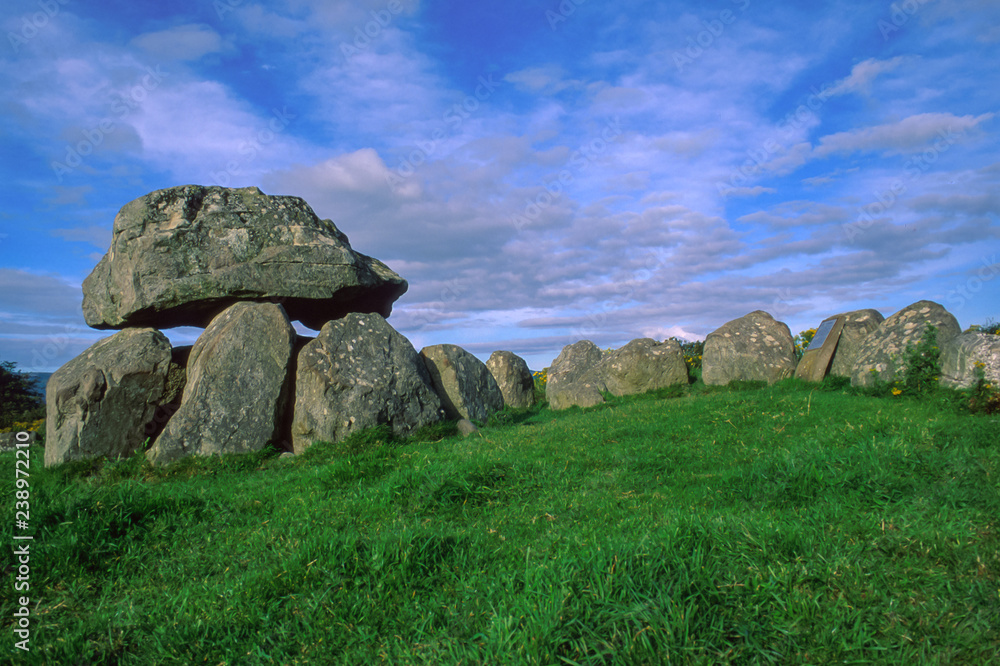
[45,328,172,467]
[702,311,796,385]
[850,300,961,387]
[146,302,296,465]
[82,185,407,330]
[292,313,443,454]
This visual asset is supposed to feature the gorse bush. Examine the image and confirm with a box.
[899,323,942,396]
[0,361,44,432]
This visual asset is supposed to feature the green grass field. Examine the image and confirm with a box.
[3,377,998,664]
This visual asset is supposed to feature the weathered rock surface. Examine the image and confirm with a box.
[45,328,172,467]
[82,185,407,330]
[485,351,535,409]
[1,431,40,452]
[850,300,961,387]
[939,332,1000,389]
[546,340,606,410]
[146,302,295,465]
[601,338,688,396]
[702,311,796,385]
[420,344,504,423]
[828,309,885,377]
[292,313,443,454]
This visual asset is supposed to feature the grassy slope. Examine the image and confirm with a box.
[2,379,998,665]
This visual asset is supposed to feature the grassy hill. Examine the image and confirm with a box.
[2,377,998,664]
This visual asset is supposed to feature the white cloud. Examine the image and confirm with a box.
[814,112,995,158]
[130,24,230,61]
[823,56,908,98]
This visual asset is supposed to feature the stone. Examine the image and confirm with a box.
[939,332,1000,389]
[601,338,688,396]
[45,328,172,467]
[142,345,190,442]
[0,431,40,452]
[702,311,796,385]
[457,419,480,437]
[292,313,443,454]
[420,344,504,423]
[82,185,407,330]
[850,300,961,387]
[828,309,885,377]
[546,340,606,410]
[146,302,295,465]
[485,351,536,409]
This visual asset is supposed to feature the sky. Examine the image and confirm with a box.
[2,0,998,373]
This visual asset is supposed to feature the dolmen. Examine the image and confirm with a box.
[45,185,516,467]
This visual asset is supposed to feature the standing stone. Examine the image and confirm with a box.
[850,300,961,387]
[601,338,688,396]
[420,344,504,423]
[939,332,1000,389]
[82,185,407,330]
[828,309,885,377]
[45,328,172,467]
[292,313,443,454]
[546,340,606,410]
[485,351,536,409]
[702,311,796,386]
[146,302,295,465]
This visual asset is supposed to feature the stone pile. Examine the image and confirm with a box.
[46,186,519,467]
[42,185,998,466]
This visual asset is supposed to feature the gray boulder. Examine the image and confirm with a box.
[850,300,961,387]
[1,431,40,452]
[940,332,1000,389]
[602,338,688,396]
[828,309,885,377]
[146,302,295,465]
[292,313,443,454]
[82,185,407,330]
[702,311,796,385]
[485,351,535,409]
[546,340,606,410]
[420,344,504,423]
[45,328,172,467]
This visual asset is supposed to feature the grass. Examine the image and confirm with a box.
[2,377,998,664]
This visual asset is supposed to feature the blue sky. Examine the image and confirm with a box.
[2,0,998,373]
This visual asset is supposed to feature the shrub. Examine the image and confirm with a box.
[0,361,45,432]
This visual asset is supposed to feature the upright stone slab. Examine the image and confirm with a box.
[420,344,504,423]
[939,332,1000,389]
[828,309,885,377]
[546,340,606,410]
[45,328,172,467]
[292,313,443,453]
[82,185,407,330]
[850,300,961,387]
[702,311,796,385]
[485,351,536,409]
[601,338,688,396]
[146,302,295,465]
